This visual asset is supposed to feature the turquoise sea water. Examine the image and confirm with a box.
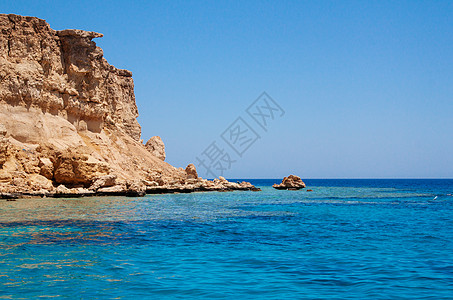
[1,179,452,299]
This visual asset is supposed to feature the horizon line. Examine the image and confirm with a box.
[221,178,453,180]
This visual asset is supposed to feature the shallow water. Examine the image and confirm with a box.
[1,179,452,299]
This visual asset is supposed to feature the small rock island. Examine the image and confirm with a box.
[273,175,306,190]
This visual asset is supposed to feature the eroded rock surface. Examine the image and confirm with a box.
[185,163,198,179]
[0,14,258,198]
[145,136,165,161]
[273,175,306,190]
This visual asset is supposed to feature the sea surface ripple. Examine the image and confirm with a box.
[1,179,452,299]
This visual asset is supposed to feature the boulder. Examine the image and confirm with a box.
[126,180,146,197]
[27,174,53,191]
[38,157,54,180]
[185,163,198,179]
[53,154,110,186]
[89,174,117,191]
[145,136,166,161]
[273,175,306,190]
[218,176,228,183]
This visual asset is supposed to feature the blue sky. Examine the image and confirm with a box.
[2,1,453,178]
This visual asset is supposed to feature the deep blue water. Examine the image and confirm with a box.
[1,179,452,299]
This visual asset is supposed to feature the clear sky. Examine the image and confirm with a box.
[2,1,453,178]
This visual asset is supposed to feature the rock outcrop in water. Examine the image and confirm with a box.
[273,175,306,190]
[0,14,258,198]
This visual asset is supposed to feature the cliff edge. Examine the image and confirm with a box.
[0,14,257,197]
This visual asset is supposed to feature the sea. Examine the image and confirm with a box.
[1,179,452,299]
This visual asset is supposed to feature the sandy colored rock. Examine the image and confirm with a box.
[273,175,306,190]
[127,180,146,196]
[53,153,110,186]
[55,185,70,194]
[0,138,8,167]
[0,124,6,137]
[0,170,12,183]
[97,184,126,194]
[185,163,198,179]
[27,174,54,190]
[145,136,166,161]
[0,14,181,189]
[143,180,159,187]
[146,177,260,193]
[0,14,259,197]
[218,176,228,183]
[89,174,117,191]
[38,157,54,179]
[55,184,94,197]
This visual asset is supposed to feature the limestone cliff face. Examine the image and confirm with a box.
[0,14,258,196]
[0,14,140,140]
[0,14,183,192]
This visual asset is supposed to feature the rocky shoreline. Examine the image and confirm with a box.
[1,178,260,200]
[0,163,260,200]
[0,14,260,198]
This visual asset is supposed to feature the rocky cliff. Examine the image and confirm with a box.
[0,14,257,197]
